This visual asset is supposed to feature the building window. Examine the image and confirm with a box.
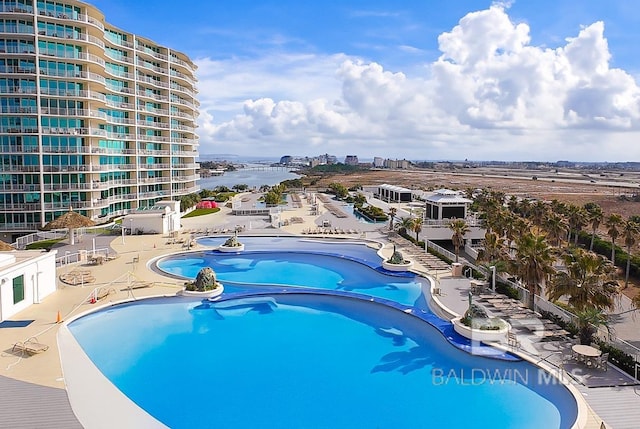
[13,275,24,304]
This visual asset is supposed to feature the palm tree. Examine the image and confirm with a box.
[510,232,555,309]
[412,217,423,242]
[605,213,624,262]
[388,207,397,230]
[476,231,508,263]
[622,218,640,289]
[543,212,567,248]
[547,247,618,311]
[584,203,603,252]
[449,219,470,263]
[397,216,415,235]
[530,200,548,229]
[574,307,610,345]
[566,205,587,245]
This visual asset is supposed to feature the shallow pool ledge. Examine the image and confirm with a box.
[58,324,168,429]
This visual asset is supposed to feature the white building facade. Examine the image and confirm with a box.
[0,250,57,321]
[0,1,200,241]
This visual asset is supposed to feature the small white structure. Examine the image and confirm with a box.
[376,184,413,203]
[424,189,472,220]
[0,250,58,322]
[123,201,181,235]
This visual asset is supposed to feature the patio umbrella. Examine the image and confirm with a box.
[43,207,96,245]
[0,241,15,251]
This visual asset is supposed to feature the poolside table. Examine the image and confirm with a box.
[572,344,602,366]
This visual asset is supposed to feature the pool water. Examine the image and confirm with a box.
[69,294,577,429]
[157,251,426,307]
[67,237,578,428]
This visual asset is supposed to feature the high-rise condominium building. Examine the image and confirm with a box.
[0,0,200,240]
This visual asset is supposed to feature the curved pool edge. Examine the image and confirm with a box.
[425,277,588,428]
[58,305,171,429]
[59,290,586,429]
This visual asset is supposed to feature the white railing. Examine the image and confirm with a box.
[15,230,67,249]
[425,240,457,262]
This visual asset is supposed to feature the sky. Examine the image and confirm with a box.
[87,0,640,162]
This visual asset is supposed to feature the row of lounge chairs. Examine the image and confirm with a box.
[301,228,361,235]
[324,203,349,218]
[477,293,570,341]
[386,234,450,271]
[290,193,303,208]
[186,227,239,235]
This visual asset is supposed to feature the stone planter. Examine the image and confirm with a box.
[179,283,224,299]
[218,243,245,253]
[451,317,511,343]
[382,259,414,272]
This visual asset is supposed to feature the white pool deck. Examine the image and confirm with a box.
[0,194,638,428]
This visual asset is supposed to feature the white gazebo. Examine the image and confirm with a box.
[376,184,413,203]
[424,189,472,220]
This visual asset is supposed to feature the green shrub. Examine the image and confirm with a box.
[595,340,638,376]
[182,208,220,218]
[495,281,520,300]
[26,238,64,250]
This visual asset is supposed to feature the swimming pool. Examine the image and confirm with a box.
[156,249,426,308]
[68,293,577,429]
[63,237,580,428]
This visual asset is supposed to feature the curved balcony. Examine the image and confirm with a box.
[170,84,196,98]
[169,72,196,89]
[105,51,134,65]
[138,120,169,129]
[172,163,199,170]
[136,46,168,62]
[171,97,197,110]
[104,36,134,50]
[139,176,171,184]
[137,60,167,75]
[37,31,105,49]
[0,183,41,192]
[42,201,90,211]
[104,68,135,81]
[137,74,169,89]
[142,106,170,116]
[38,49,106,68]
[40,107,107,121]
[37,11,105,32]
[0,24,35,35]
[137,90,169,103]
[139,148,170,156]
[0,106,37,114]
[0,126,38,134]
[0,65,36,74]
[0,5,34,14]
[105,116,136,126]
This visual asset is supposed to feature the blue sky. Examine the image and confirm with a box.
[89,0,640,161]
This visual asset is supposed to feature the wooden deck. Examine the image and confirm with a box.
[0,375,82,428]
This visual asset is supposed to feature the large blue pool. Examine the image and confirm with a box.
[67,237,578,428]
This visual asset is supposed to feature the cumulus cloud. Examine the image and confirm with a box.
[195,5,640,161]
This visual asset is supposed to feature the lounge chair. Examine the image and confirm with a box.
[595,352,609,371]
[13,337,49,355]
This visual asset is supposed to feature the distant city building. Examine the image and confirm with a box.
[309,158,321,168]
[373,157,384,168]
[344,155,359,166]
[279,155,293,165]
[384,159,410,169]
